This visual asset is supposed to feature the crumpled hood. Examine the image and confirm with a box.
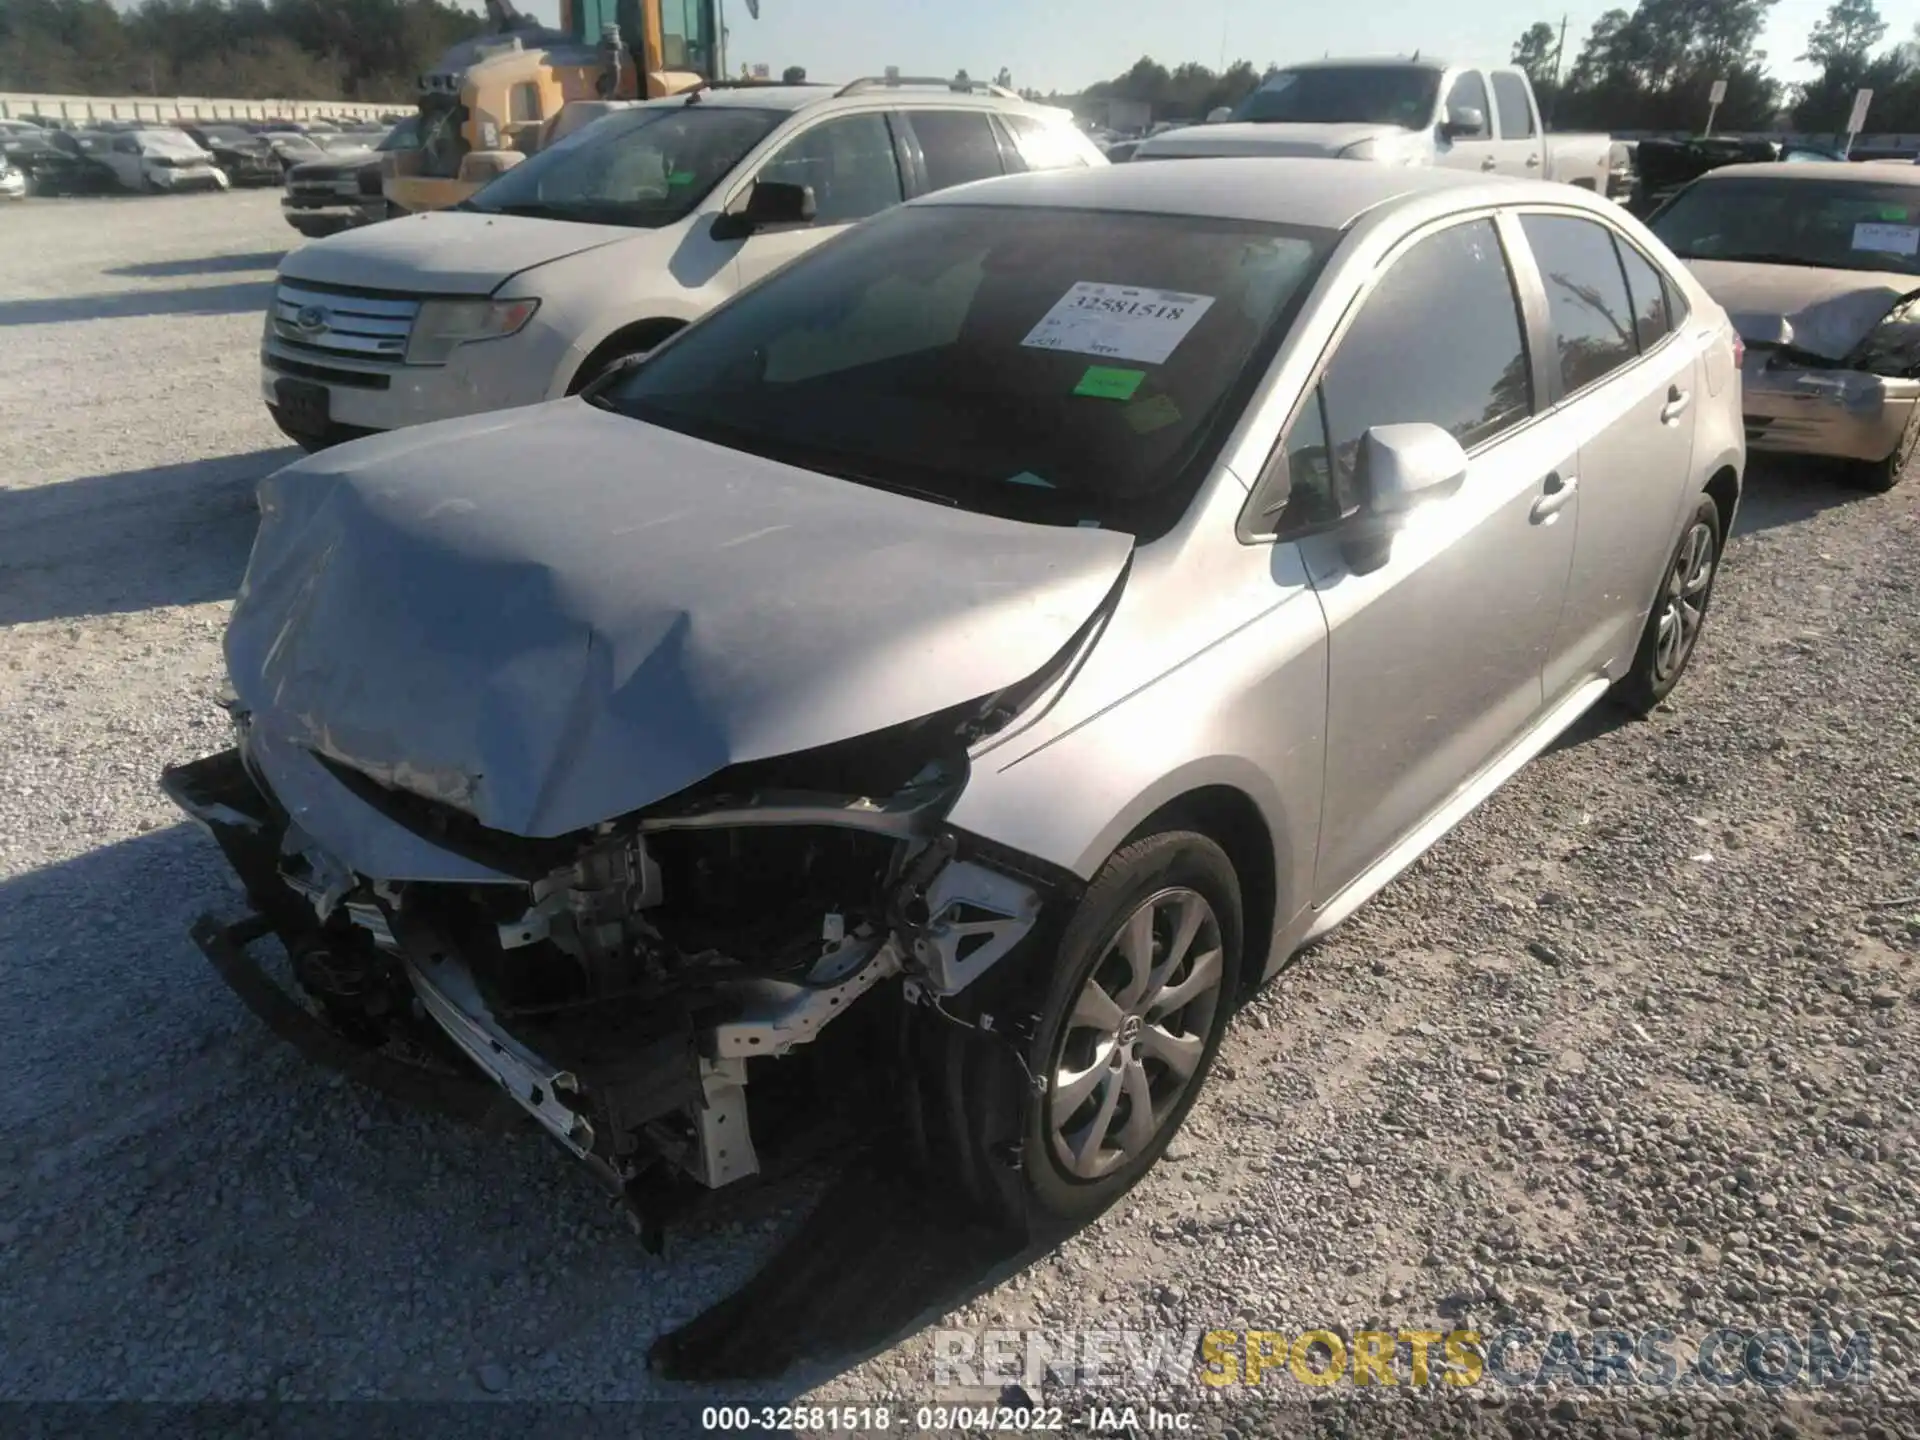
[229,401,1135,840]
[1687,258,1919,360]
[1140,122,1405,160]
[278,208,636,295]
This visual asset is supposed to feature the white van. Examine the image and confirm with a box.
[261,80,1107,449]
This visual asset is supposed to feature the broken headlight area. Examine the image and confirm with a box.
[1848,290,1920,380]
[161,698,1080,1232]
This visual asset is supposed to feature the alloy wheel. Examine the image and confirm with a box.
[1048,887,1225,1181]
[1654,520,1715,682]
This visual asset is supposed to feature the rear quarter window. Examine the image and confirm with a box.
[906,109,1004,192]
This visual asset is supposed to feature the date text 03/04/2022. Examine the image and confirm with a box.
[699,1404,1196,1432]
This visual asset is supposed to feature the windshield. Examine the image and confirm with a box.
[315,133,373,154]
[601,204,1335,537]
[1653,178,1920,276]
[1231,67,1442,128]
[377,117,422,153]
[467,104,782,228]
[137,131,208,157]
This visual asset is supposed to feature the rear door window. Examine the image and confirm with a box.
[906,109,1005,193]
[1613,237,1675,352]
[1490,71,1536,138]
[998,112,1093,171]
[1518,213,1640,395]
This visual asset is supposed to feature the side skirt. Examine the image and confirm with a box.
[1300,674,1613,947]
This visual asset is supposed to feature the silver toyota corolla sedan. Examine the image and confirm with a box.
[165,159,1744,1233]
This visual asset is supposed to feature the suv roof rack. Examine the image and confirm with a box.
[835,75,1021,100]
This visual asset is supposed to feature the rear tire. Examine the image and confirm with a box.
[1847,406,1917,493]
[1018,831,1243,1225]
[1613,494,1722,716]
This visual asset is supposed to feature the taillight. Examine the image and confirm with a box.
[1729,329,1744,368]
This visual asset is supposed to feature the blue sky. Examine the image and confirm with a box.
[504,0,1840,92]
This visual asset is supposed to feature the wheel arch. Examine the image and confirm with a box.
[1115,783,1281,1002]
[563,316,690,395]
[1703,462,1741,540]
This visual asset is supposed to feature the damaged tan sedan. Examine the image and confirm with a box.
[166,160,1743,1238]
[1650,160,1920,491]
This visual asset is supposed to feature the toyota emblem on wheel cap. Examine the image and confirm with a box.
[294,304,329,334]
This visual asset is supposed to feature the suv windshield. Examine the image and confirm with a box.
[467,105,783,228]
[1231,66,1442,128]
[602,204,1335,537]
[1653,178,1920,276]
[376,117,421,152]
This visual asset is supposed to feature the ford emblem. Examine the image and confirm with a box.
[295,304,329,333]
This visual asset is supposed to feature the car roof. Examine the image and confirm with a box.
[1693,160,1920,185]
[633,83,1064,117]
[1280,55,1453,72]
[915,156,1525,230]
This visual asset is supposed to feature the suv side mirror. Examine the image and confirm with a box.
[714,178,816,239]
[1206,107,1233,124]
[1340,423,1468,573]
[1440,105,1487,141]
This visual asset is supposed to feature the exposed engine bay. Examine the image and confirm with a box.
[162,683,1082,1238]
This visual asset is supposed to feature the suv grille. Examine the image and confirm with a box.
[270,280,418,363]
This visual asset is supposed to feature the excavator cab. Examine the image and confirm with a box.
[385,0,731,214]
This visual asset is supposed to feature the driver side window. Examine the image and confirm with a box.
[1444,72,1491,138]
[1252,219,1532,539]
[755,113,904,227]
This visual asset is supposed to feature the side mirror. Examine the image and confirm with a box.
[1440,105,1486,141]
[714,178,816,239]
[1340,423,1467,574]
[1206,106,1233,124]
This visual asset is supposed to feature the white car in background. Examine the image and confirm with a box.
[99,128,230,193]
[0,156,25,200]
[259,80,1107,449]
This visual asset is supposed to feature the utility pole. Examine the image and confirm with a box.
[1546,13,1567,128]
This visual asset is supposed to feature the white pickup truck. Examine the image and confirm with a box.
[1139,57,1612,192]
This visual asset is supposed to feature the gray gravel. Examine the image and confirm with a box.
[2,191,1917,1428]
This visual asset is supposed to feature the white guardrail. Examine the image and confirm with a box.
[0,92,398,123]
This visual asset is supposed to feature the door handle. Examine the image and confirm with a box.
[1525,154,1541,168]
[1530,471,1577,524]
[1481,156,1499,171]
[1661,385,1692,424]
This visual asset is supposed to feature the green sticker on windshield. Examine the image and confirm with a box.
[1074,365,1146,401]
[1125,394,1183,435]
[668,169,697,186]
[1881,206,1911,221]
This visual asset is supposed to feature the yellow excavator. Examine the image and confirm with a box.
[384,0,746,214]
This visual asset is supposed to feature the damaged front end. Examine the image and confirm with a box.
[162,624,1100,1238]
[1736,288,1920,463]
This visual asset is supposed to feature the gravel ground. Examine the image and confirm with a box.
[2,191,1917,1435]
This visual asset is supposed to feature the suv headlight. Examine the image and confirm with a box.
[406,298,539,365]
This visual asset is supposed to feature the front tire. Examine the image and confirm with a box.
[1020,831,1242,1225]
[1848,406,1917,493]
[1613,494,1722,716]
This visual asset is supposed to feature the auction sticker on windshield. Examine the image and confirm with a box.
[1022,283,1216,365]
[1852,221,1919,256]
